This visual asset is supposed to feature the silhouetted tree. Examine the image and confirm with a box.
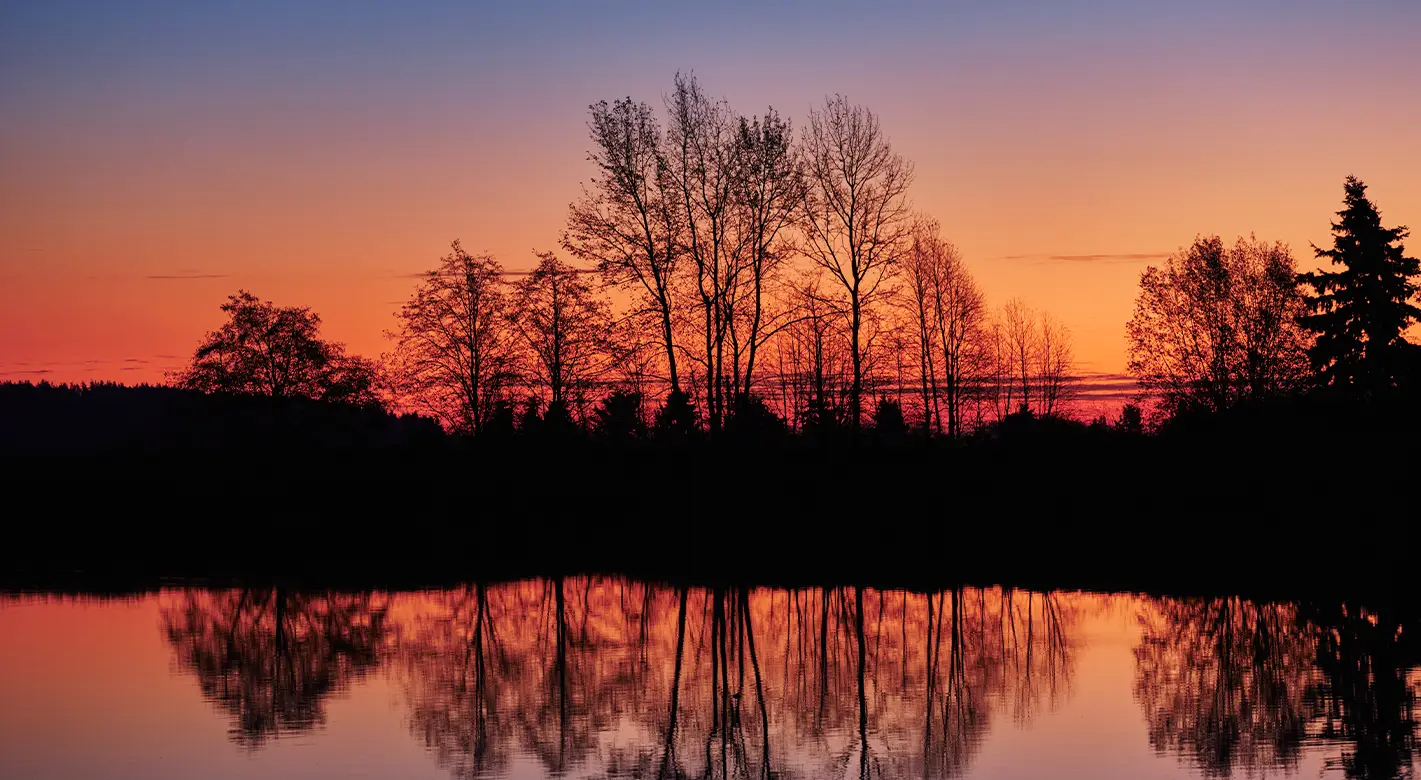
[1001,298,1038,415]
[594,390,648,440]
[801,95,914,433]
[903,216,942,433]
[173,291,381,407]
[1036,311,1076,417]
[1127,235,1309,418]
[1300,176,1421,396]
[1115,402,1144,434]
[665,72,740,432]
[872,397,906,441]
[723,393,786,441]
[653,389,698,438]
[927,226,989,436]
[729,106,803,403]
[512,253,614,419]
[386,241,517,434]
[565,98,683,395]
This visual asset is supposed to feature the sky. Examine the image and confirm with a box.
[2,0,1418,390]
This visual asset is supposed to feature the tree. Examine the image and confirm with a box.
[729,107,803,403]
[665,72,740,431]
[386,241,516,434]
[902,217,942,433]
[926,225,987,435]
[1036,311,1075,418]
[801,95,914,432]
[1001,299,1038,415]
[174,290,380,407]
[565,98,683,397]
[593,390,647,440]
[1299,176,1421,395]
[512,253,614,419]
[1127,235,1309,418]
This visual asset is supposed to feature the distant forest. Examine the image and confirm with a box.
[3,74,1418,454]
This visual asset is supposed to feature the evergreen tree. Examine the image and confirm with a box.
[1299,176,1421,394]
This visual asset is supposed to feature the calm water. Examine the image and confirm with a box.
[1,581,1417,780]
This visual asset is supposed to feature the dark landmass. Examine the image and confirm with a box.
[2,381,1416,602]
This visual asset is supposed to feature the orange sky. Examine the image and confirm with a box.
[2,2,1418,391]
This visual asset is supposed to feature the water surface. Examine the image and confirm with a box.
[1,580,1416,779]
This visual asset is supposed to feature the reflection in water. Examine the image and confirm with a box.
[393,580,1074,779]
[161,589,389,746]
[1136,597,1421,780]
[1302,601,1420,780]
[1134,598,1317,777]
[149,580,1421,779]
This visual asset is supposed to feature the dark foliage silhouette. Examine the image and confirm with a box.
[0,381,439,454]
[173,291,382,407]
[1300,176,1421,396]
[594,390,648,440]
[1127,235,1309,419]
[652,389,699,438]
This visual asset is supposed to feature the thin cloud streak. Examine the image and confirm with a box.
[146,273,231,280]
[997,252,1170,264]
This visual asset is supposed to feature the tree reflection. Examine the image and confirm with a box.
[391,580,1075,780]
[1302,601,1420,780]
[1134,597,1315,777]
[1135,596,1421,779]
[161,588,389,747]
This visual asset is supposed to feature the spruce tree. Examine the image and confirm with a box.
[1299,176,1421,394]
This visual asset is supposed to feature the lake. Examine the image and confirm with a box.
[1,579,1416,779]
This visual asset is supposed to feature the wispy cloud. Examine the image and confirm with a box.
[999,252,1170,265]
[1048,252,1170,264]
[391,267,590,280]
[146,273,229,280]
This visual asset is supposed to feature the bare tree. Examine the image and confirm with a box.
[512,253,615,420]
[1036,311,1076,417]
[903,217,941,433]
[801,95,914,432]
[664,73,740,431]
[386,241,517,433]
[1001,299,1038,415]
[981,317,1015,424]
[565,98,683,397]
[926,228,987,437]
[775,275,851,430]
[728,107,804,403]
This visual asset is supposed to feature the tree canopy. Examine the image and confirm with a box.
[174,291,381,407]
[1299,176,1421,395]
[1127,235,1309,418]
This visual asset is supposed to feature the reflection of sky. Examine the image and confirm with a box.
[3,1,1419,390]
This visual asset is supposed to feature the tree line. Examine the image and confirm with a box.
[165,75,1419,439]
[172,73,1080,439]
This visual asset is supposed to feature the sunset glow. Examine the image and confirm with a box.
[4,2,1418,405]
